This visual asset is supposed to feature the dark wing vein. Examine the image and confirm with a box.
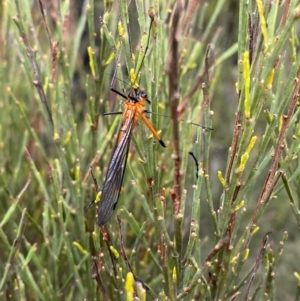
[97,115,134,226]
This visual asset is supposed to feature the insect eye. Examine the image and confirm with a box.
[142,92,147,98]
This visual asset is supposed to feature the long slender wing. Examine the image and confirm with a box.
[97,111,134,226]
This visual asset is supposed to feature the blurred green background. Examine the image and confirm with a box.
[1,0,300,300]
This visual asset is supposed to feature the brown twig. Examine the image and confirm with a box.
[159,234,166,268]
[177,73,205,119]
[91,256,109,301]
[229,291,241,301]
[37,0,58,82]
[178,44,215,120]
[100,226,118,277]
[166,1,183,214]
[227,183,241,243]
[179,0,202,36]
[248,11,259,65]
[13,14,53,129]
[244,232,271,301]
[281,0,291,29]
[226,112,242,183]
[201,46,213,176]
[83,152,101,184]
[117,216,134,274]
[203,236,230,265]
[252,71,300,223]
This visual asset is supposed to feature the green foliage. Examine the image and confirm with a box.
[1,0,300,300]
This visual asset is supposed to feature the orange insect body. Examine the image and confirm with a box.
[123,98,146,125]
[118,92,164,145]
[118,97,146,142]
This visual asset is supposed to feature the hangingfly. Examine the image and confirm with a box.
[96,89,166,226]
[93,7,162,226]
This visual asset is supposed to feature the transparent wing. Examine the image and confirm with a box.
[97,114,134,226]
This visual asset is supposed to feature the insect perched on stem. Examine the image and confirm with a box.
[92,8,165,226]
